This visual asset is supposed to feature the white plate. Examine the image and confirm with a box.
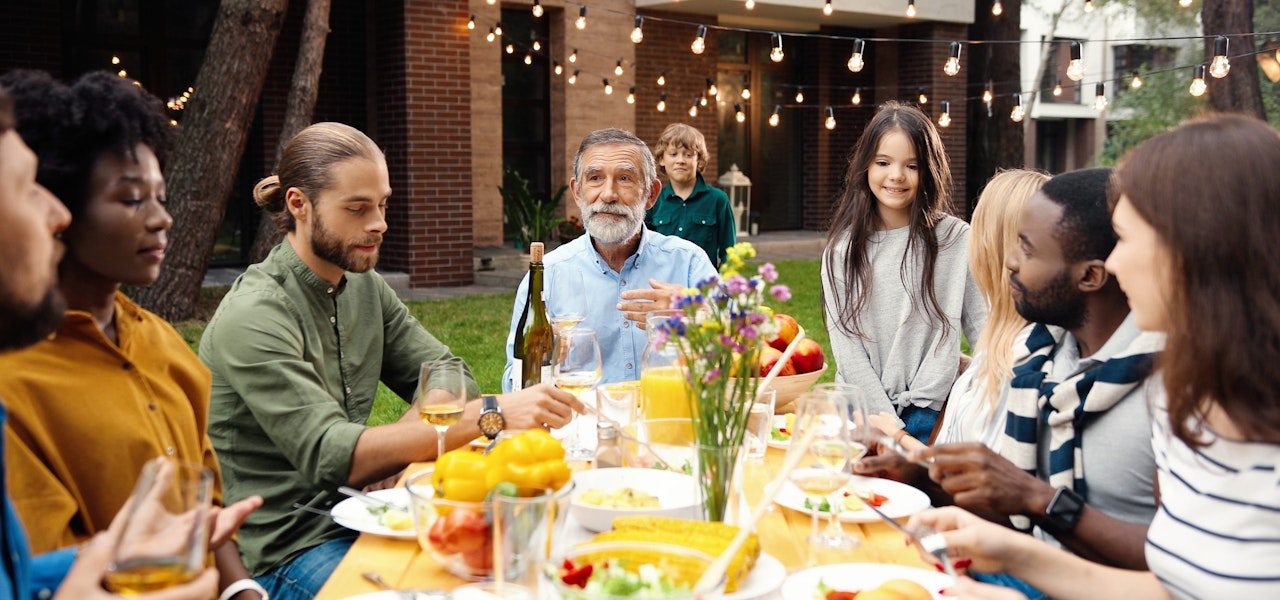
[717,553,786,600]
[781,563,951,599]
[330,488,416,540]
[773,475,931,523]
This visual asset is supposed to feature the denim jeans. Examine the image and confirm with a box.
[254,536,357,600]
[970,572,1048,599]
[899,404,940,443]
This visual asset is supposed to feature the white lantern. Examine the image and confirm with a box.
[717,164,753,237]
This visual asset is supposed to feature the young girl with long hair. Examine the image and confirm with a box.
[822,101,986,441]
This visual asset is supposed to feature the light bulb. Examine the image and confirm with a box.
[851,87,862,105]
[992,0,1003,16]
[1210,35,1231,78]
[906,0,916,18]
[691,25,707,55]
[938,101,952,127]
[505,44,514,54]
[532,41,541,51]
[700,95,708,107]
[631,17,644,43]
[524,53,532,65]
[1066,41,1085,81]
[689,102,699,117]
[1084,0,1094,13]
[532,0,543,17]
[917,88,928,104]
[615,60,624,76]
[569,49,577,63]
[707,79,719,97]
[746,0,756,9]
[117,69,127,78]
[554,61,563,76]
[627,87,636,104]
[494,23,503,37]
[735,103,746,123]
[1011,95,1025,122]
[741,85,751,100]
[982,81,993,104]
[770,34,784,63]
[1092,83,1107,111]
[795,87,804,103]
[769,112,780,127]
[1130,72,1143,89]
[568,70,578,85]
[575,5,586,30]
[657,72,666,86]
[486,28,496,43]
[112,54,120,64]
[1190,64,1207,96]
[657,93,667,112]
[848,39,866,72]
[1053,79,1063,96]
[944,41,962,76]
[486,0,495,4]
[823,1,833,16]
[466,15,475,30]
[825,106,837,130]
[603,79,613,95]
[1179,0,1192,6]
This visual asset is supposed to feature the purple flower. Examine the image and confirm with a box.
[741,325,759,340]
[724,275,751,296]
[703,369,722,383]
[770,285,792,302]
[758,263,778,283]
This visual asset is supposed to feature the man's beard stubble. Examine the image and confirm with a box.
[0,287,66,352]
[1012,269,1087,331]
[310,210,381,274]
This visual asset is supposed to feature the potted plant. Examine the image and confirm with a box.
[500,168,568,249]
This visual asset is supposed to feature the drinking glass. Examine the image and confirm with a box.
[744,387,777,460]
[417,357,469,460]
[811,383,872,550]
[553,328,602,462]
[785,392,854,560]
[102,458,213,594]
[548,266,587,331]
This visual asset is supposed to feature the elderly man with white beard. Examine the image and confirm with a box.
[503,128,716,390]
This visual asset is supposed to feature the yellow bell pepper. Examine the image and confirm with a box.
[484,429,571,494]
[432,450,491,503]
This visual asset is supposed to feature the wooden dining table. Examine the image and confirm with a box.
[315,446,932,599]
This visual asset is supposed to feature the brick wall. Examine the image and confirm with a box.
[635,10,722,181]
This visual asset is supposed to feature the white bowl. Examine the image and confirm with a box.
[569,468,699,532]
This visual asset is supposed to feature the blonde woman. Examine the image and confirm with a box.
[870,169,1049,450]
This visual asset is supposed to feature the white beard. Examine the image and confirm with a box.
[582,202,644,244]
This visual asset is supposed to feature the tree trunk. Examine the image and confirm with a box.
[249,0,332,263]
[965,0,1026,214]
[1203,0,1267,119]
[132,0,289,321]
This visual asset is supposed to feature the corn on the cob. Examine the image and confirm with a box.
[590,516,760,592]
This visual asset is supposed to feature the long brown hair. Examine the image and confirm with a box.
[254,122,382,233]
[823,101,956,339]
[1113,114,1280,446]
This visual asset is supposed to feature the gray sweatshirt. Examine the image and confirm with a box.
[821,215,986,416]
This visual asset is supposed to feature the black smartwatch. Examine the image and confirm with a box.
[477,395,505,438]
[1040,486,1085,537]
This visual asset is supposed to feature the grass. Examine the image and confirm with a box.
[178,259,834,426]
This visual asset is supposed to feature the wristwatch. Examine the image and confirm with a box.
[477,394,505,438]
[1040,486,1085,537]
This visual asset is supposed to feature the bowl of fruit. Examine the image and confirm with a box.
[732,317,828,411]
[543,541,726,599]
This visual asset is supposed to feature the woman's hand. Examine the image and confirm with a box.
[908,506,1027,574]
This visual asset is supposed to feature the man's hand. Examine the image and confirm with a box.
[56,529,219,600]
[911,443,1056,518]
[497,383,584,430]
[618,279,686,328]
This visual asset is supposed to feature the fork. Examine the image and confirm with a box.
[852,489,957,579]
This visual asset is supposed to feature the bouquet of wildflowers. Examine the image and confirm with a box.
[652,242,791,482]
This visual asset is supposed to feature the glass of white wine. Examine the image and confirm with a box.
[553,328,602,462]
[812,383,872,550]
[417,357,469,460]
[786,392,855,559]
[103,458,212,594]
[548,266,587,331]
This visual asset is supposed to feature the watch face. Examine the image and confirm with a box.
[479,412,505,437]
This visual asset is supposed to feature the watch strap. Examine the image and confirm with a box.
[482,394,500,413]
[1040,486,1085,537]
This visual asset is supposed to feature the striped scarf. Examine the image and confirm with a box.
[1001,322,1162,530]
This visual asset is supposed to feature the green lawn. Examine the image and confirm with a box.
[180,258,834,426]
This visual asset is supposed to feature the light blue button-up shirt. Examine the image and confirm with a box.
[503,228,716,391]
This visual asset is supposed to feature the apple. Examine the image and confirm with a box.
[791,339,825,374]
[767,314,801,352]
[428,507,489,556]
[758,346,796,377]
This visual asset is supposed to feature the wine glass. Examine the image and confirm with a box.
[548,267,587,331]
[553,328,602,462]
[785,392,855,561]
[811,383,872,550]
[417,357,469,459]
[102,458,213,593]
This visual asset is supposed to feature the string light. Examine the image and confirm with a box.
[691,25,707,55]
[944,41,962,76]
[906,0,916,18]
[486,27,496,43]
[824,106,837,130]
[746,0,755,9]
[1210,35,1231,78]
[1092,82,1107,112]
[689,99,699,118]
[1066,41,1085,81]
[505,43,514,55]
[568,70,578,85]
[795,86,805,103]
[917,87,928,105]
[992,0,1003,16]
[553,61,563,76]
[938,100,952,127]
[630,17,644,44]
[1084,0,1094,13]
[1179,0,1193,6]
[707,78,719,98]
[615,60,624,76]
[657,71,666,86]
[569,49,578,63]
[467,15,475,30]
[627,86,636,104]
[486,0,494,4]
[111,54,121,65]
[1190,63,1207,96]
[770,33,784,63]
[532,0,543,17]
[532,41,541,51]
[657,92,667,112]
[769,105,782,127]
[982,80,993,105]
[848,39,866,72]
[1011,94,1025,122]
[523,53,532,65]
[603,79,613,95]
[823,0,833,16]
[851,87,862,105]
[735,102,746,123]
[494,22,503,37]
[1130,71,1143,89]
[575,5,587,30]
[117,69,127,78]
[1052,78,1063,96]
[700,94,708,106]
[741,78,751,99]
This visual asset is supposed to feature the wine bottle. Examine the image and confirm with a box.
[513,242,554,389]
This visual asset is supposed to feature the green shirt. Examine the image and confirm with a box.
[199,242,477,575]
[645,173,737,267]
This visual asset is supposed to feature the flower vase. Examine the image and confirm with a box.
[692,442,741,522]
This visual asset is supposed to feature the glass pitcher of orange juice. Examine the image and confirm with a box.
[639,310,693,433]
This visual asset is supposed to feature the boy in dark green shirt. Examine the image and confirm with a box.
[645,123,736,267]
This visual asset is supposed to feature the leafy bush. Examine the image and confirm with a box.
[501,168,568,248]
